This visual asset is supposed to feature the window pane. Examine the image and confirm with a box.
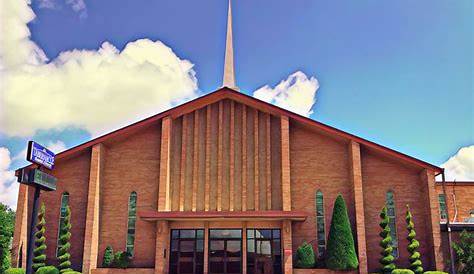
[210,229,241,238]
[272,229,280,239]
[180,230,196,239]
[126,192,137,255]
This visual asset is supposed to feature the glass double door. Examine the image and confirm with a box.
[169,229,204,274]
[209,229,242,274]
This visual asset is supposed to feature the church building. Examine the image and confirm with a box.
[11,1,473,274]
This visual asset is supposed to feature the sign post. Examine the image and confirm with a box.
[18,141,57,274]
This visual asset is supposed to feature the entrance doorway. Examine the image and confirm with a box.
[169,229,204,274]
[246,229,282,274]
[208,229,242,274]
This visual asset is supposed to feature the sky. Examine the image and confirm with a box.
[0,0,473,209]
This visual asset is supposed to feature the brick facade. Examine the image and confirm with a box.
[12,89,456,274]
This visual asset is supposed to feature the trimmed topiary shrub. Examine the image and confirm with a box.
[113,251,131,269]
[61,271,81,274]
[33,203,47,272]
[5,268,26,274]
[406,205,423,274]
[36,266,59,274]
[102,245,114,267]
[325,194,358,270]
[392,269,415,274]
[423,272,448,274]
[57,206,73,273]
[379,206,396,274]
[295,242,316,268]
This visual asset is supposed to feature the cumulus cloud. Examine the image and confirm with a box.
[441,145,474,181]
[0,147,19,209]
[36,0,87,18]
[253,71,319,117]
[0,0,199,138]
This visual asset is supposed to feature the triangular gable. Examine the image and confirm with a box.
[16,87,442,174]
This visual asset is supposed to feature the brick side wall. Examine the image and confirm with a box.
[289,123,355,257]
[435,183,474,223]
[99,125,161,268]
[361,150,435,272]
[32,151,91,271]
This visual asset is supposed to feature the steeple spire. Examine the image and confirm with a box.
[223,0,237,89]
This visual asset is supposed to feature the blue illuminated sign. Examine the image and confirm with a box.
[26,141,55,170]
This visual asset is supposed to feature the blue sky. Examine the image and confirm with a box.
[0,0,472,207]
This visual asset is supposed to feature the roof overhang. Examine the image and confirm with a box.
[138,210,308,222]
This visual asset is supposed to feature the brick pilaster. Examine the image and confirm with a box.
[348,141,368,273]
[154,221,169,274]
[281,116,291,211]
[158,117,172,211]
[82,143,105,274]
[282,220,293,274]
[420,169,445,270]
[11,184,29,268]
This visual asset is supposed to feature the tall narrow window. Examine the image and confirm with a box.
[126,192,137,256]
[315,190,326,258]
[438,194,447,220]
[56,192,69,256]
[386,191,398,257]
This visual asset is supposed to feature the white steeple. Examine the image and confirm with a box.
[222,0,237,89]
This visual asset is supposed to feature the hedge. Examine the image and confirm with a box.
[392,269,415,274]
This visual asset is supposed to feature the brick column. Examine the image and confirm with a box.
[154,221,169,274]
[82,143,105,274]
[420,169,445,270]
[282,220,293,274]
[158,117,172,211]
[281,116,291,211]
[348,141,368,274]
[11,184,29,268]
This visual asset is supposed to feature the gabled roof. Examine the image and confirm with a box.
[16,87,442,174]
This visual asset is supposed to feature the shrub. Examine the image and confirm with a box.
[36,266,59,274]
[406,205,423,274]
[423,272,448,274]
[392,269,415,274]
[102,245,114,267]
[5,268,26,274]
[325,194,358,270]
[61,272,81,274]
[113,251,131,269]
[295,242,315,268]
[57,206,73,273]
[452,230,474,274]
[33,203,47,272]
[379,206,396,274]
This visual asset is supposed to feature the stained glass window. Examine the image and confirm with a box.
[126,192,137,256]
[315,190,326,258]
[438,194,447,220]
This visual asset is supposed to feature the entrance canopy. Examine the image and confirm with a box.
[138,210,307,222]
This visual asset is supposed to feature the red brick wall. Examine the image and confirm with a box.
[361,149,434,272]
[99,125,161,268]
[435,183,474,223]
[31,150,91,271]
[289,123,355,256]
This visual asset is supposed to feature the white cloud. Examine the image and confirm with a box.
[441,145,474,181]
[0,0,199,138]
[253,71,319,117]
[0,147,19,210]
[36,0,87,18]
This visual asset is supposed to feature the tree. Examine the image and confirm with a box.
[452,230,474,274]
[325,194,358,270]
[0,203,15,273]
[405,205,423,274]
[57,206,72,273]
[33,203,47,272]
[379,206,396,274]
[102,246,114,267]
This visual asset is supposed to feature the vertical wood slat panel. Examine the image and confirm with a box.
[192,110,199,211]
[266,113,272,210]
[205,106,211,211]
[229,101,235,211]
[179,114,188,211]
[254,109,259,211]
[241,105,247,211]
[217,101,223,211]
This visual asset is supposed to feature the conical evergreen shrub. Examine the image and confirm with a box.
[406,205,423,274]
[57,206,73,273]
[325,194,358,270]
[33,203,47,272]
[379,206,396,274]
[102,246,114,267]
[295,242,315,268]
